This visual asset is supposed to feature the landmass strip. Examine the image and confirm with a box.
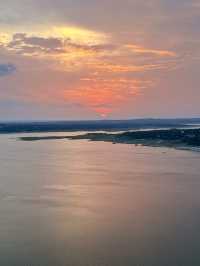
[19,128,200,150]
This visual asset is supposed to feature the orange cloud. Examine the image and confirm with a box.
[126,44,176,57]
[91,61,168,73]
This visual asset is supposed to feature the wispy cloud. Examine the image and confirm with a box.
[126,44,176,57]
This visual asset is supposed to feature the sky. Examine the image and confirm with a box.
[0,0,200,120]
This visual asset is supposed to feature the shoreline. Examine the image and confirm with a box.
[18,128,200,152]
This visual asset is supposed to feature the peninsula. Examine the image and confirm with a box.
[19,128,200,150]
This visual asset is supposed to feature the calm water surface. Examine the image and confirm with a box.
[0,133,200,266]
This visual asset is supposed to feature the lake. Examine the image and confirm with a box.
[0,133,200,266]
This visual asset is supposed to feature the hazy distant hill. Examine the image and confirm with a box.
[0,118,200,134]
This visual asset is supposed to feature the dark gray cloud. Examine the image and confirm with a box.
[7,33,65,54]
[0,63,16,76]
[4,33,115,55]
[12,33,63,49]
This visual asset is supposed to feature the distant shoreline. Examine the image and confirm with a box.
[19,128,200,152]
[1,118,200,134]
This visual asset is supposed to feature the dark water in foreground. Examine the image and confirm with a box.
[0,133,200,266]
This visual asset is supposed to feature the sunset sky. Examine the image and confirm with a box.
[0,0,200,120]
